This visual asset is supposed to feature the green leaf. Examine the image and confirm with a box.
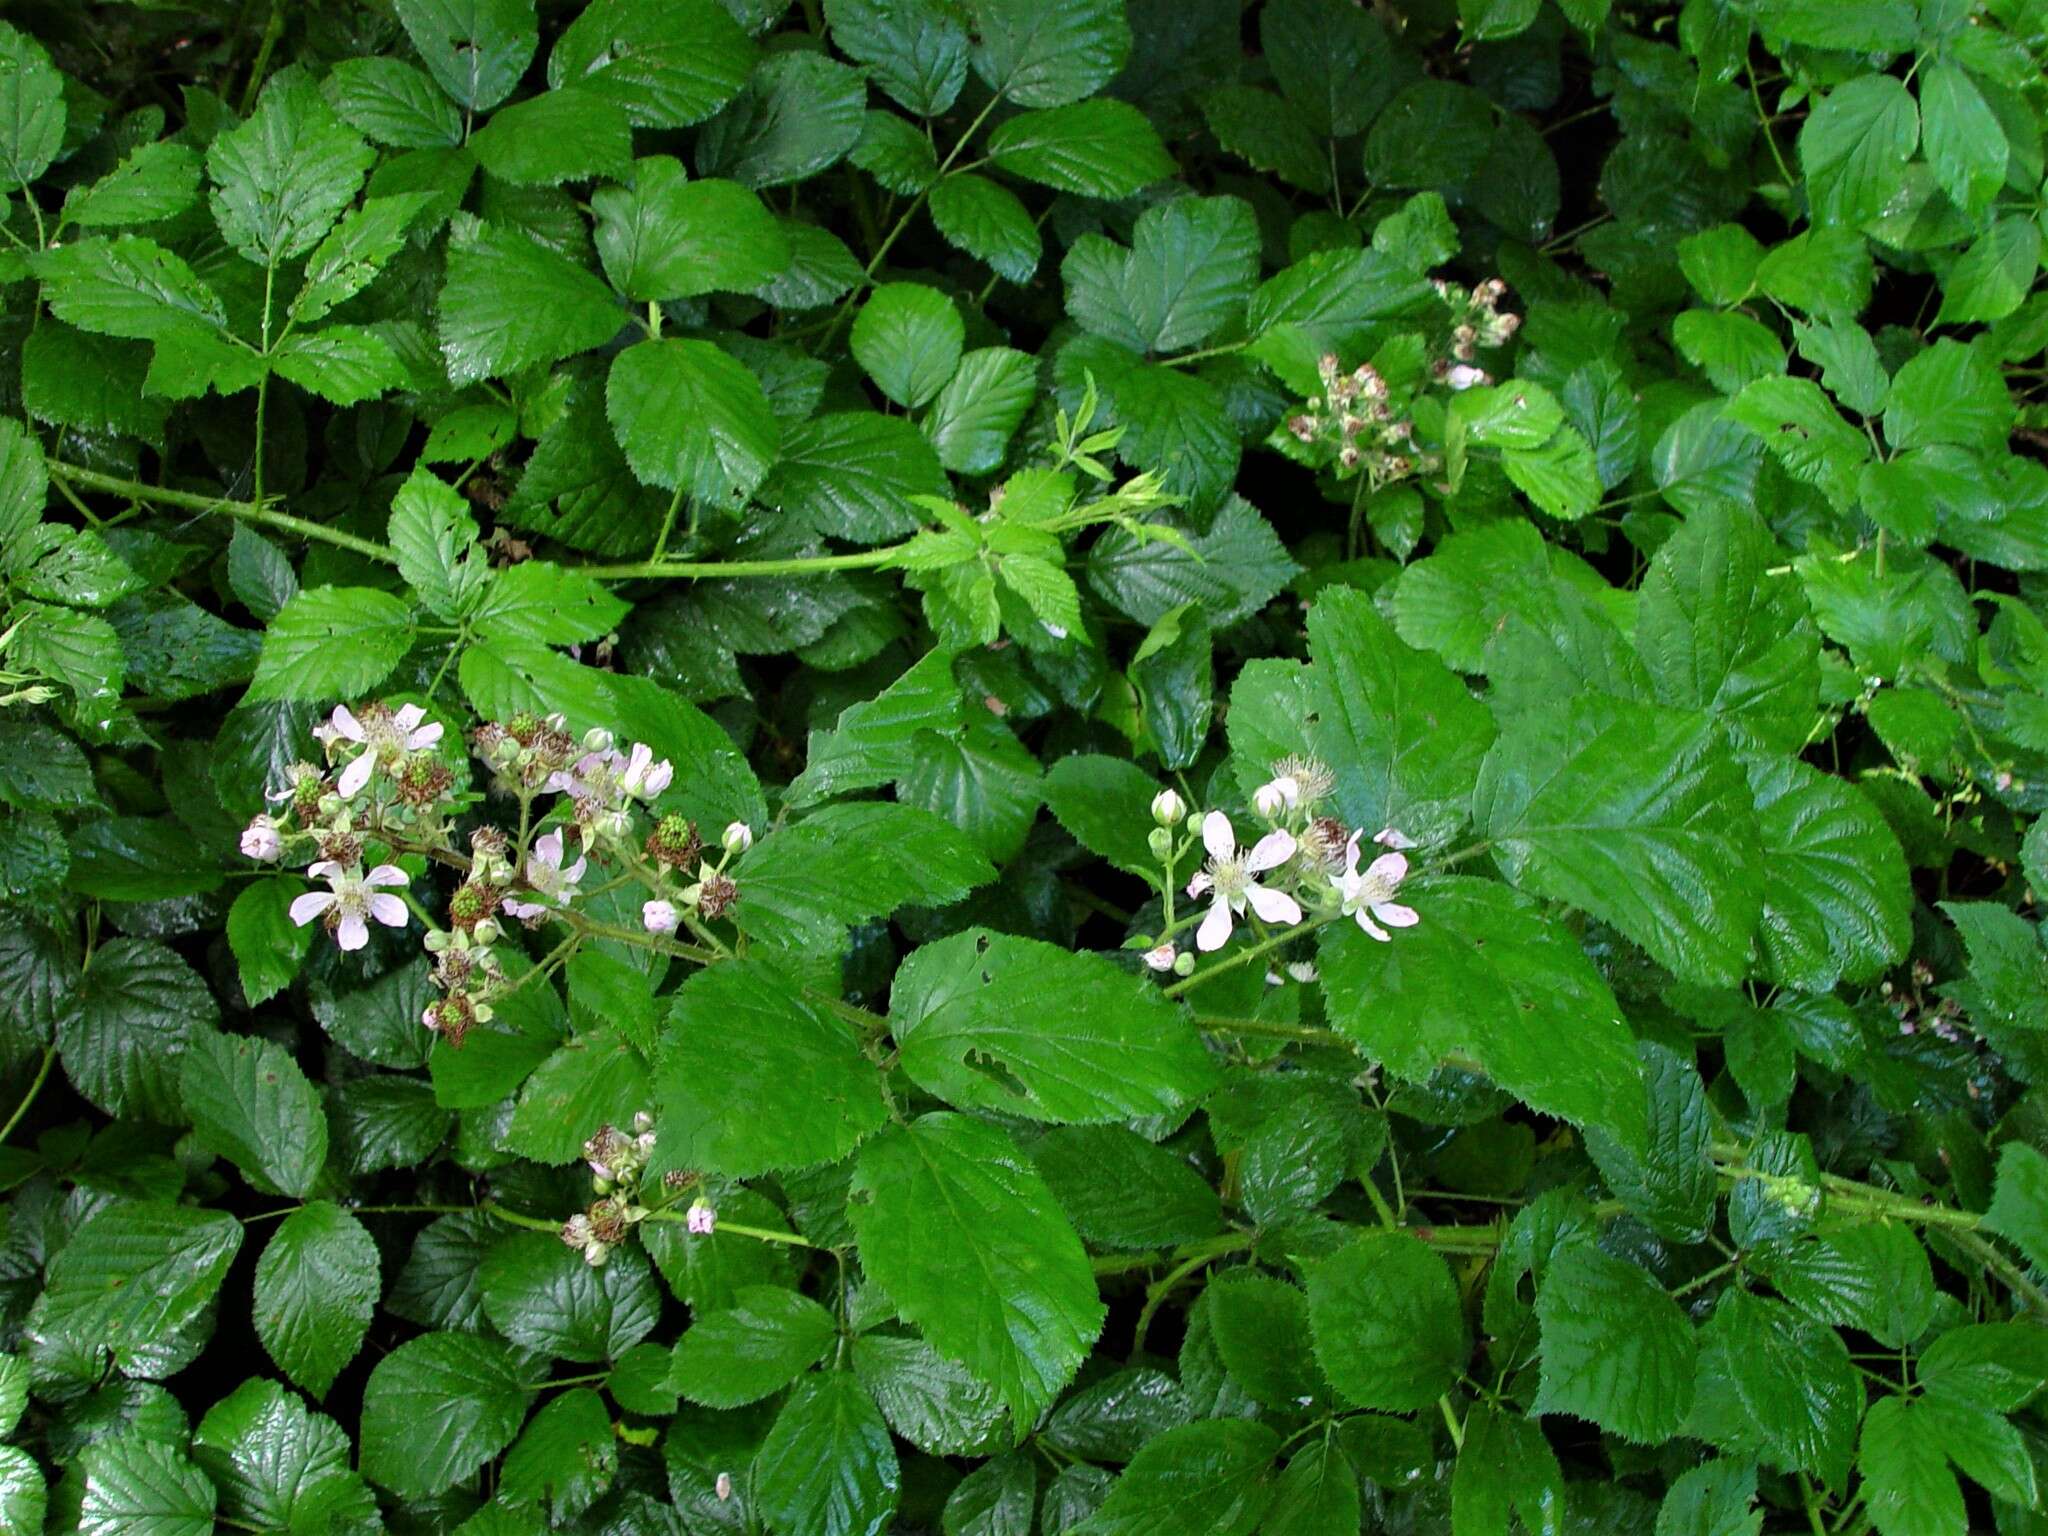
[481,1231,660,1362]
[502,1027,648,1164]
[0,415,46,548]
[1937,215,2042,326]
[179,1031,328,1197]
[1884,339,2014,453]
[1306,1231,1467,1412]
[986,101,1175,198]
[438,220,622,386]
[1262,0,1399,137]
[592,157,787,301]
[1262,1440,1361,1536]
[1199,85,1330,195]
[291,193,430,324]
[324,56,465,147]
[851,283,964,409]
[33,1201,242,1369]
[850,1113,1104,1429]
[272,324,407,406]
[825,0,968,117]
[1920,61,2006,214]
[1636,504,1820,754]
[1747,754,1910,992]
[1087,496,1298,631]
[1985,1142,2048,1275]
[0,22,63,190]
[246,585,415,701]
[1247,246,1436,357]
[1861,1396,1966,1536]
[1029,1124,1222,1250]
[191,1377,376,1534]
[1362,81,1496,192]
[763,411,947,543]
[1206,1273,1326,1413]
[66,814,218,900]
[731,802,996,951]
[892,927,1216,1123]
[670,1285,840,1407]
[1502,425,1601,521]
[77,1437,215,1536]
[1062,196,1259,355]
[1077,1420,1280,1536]
[1452,1403,1565,1536]
[360,1331,533,1498]
[607,337,779,505]
[1475,695,1764,987]
[1656,1460,1761,1536]
[698,52,867,189]
[207,75,374,265]
[390,465,490,622]
[1585,1042,1715,1243]
[549,0,756,128]
[251,1202,380,1398]
[852,110,938,192]
[755,1372,901,1536]
[945,1453,1037,1536]
[1534,1243,1697,1443]
[65,141,202,229]
[395,0,538,112]
[56,938,218,1123]
[1040,753,1164,883]
[929,173,1041,284]
[1702,1289,1857,1482]
[1753,1225,1934,1348]
[1461,0,1541,41]
[1799,75,1918,228]
[471,561,628,646]
[32,235,230,343]
[0,1446,41,1536]
[468,85,632,186]
[500,1386,616,1520]
[968,0,1130,108]
[923,346,1037,474]
[653,957,888,1176]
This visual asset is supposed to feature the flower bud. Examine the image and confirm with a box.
[1443,363,1488,391]
[1172,951,1196,977]
[1150,789,1186,827]
[643,899,680,935]
[239,815,284,863]
[1253,777,1299,818]
[582,728,615,753]
[424,928,450,953]
[1147,826,1174,860]
[1143,943,1177,972]
[686,1200,717,1236]
[716,1472,733,1502]
[472,917,501,945]
[721,821,754,855]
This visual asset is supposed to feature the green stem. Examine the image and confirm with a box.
[255,259,276,509]
[1130,1233,1255,1355]
[1163,919,1319,999]
[1194,1015,1350,1048]
[578,545,909,581]
[46,460,397,564]
[239,2,284,116]
[1949,1228,2048,1316]
[0,1045,56,1146]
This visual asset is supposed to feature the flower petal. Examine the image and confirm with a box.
[535,830,562,867]
[1373,902,1419,929]
[288,892,335,927]
[563,857,587,884]
[1364,851,1408,887]
[1246,829,1297,872]
[338,752,374,799]
[1247,884,1303,924]
[1196,895,1234,952]
[393,704,425,733]
[336,912,369,950]
[408,721,444,750]
[332,705,365,742]
[1201,810,1235,863]
[1355,908,1390,942]
[368,893,409,927]
[306,859,341,881]
[365,864,409,888]
[1341,835,1362,878]
[1186,871,1213,898]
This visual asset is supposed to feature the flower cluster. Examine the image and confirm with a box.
[1430,275,1520,390]
[237,700,742,1052]
[560,1113,659,1267]
[1140,756,1423,974]
[1279,354,1438,488]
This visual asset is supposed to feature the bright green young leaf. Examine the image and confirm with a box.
[851,282,964,409]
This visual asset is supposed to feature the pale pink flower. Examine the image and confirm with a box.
[1143,942,1177,972]
[1253,775,1300,818]
[1186,811,1301,952]
[1443,364,1488,391]
[1334,836,1418,942]
[620,742,674,800]
[502,829,586,921]
[643,899,680,935]
[686,1201,716,1235]
[1373,826,1417,851]
[239,815,283,862]
[290,862,409,950]
[319,703,443,798]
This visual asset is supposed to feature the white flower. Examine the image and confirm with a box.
[715,1472,733,1502]
[1186,811,1302,952]
[1285,961,1319,984]
[1143,942,1177,972]
[620,742,674,800]
[1444,364,1489,392]
[239,815,283,862]
[1150,789,1186,827]
[687,1200,717,1235]
[503,829,586,921]
[721,821,753,854]
[643,900,679,935]
[320,704,443,798]
[290,862,409,951]
[1373,826,1417,851]
[1334,836,1419,942]
[1253,775,1301,818]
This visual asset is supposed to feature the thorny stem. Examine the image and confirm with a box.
[1163,919,1318,998]
[578,545,911,581]
[47,460,398,565]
